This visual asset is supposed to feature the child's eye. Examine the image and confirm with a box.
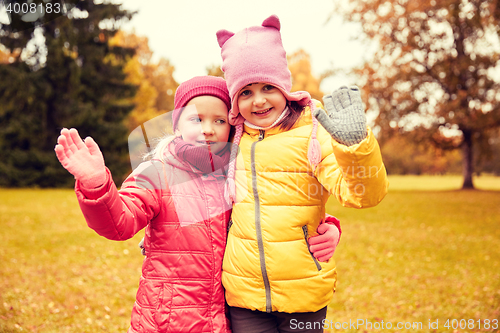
[239,89,251,97]
[189,117,201,123]
[215,119,226,125]
[263,85,275,91]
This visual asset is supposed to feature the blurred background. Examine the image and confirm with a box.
[0,0,499,332]
[1,0,499,189]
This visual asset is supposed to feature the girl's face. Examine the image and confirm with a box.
[175,96,231,154]
[237,83,287,128]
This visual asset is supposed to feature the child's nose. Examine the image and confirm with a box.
[201,123,215,135]
[253,93,267,107]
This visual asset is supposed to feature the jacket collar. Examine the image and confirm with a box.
[162,140,228,179]
[243,106,313,137]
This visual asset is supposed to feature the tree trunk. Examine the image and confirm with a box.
[461,129,474,189]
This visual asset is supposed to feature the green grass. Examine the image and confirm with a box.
[0,176,499,332]
[387,174,500,191]
[0,189,145,332]
[324,176,500,332]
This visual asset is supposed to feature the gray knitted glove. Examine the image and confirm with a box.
[313,86,368,146]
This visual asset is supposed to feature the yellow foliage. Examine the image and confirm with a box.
[0,45,18,64]
[109,30,178,131]
[0,49,9,64]
[287,49,324,101]
[206,64,224,78]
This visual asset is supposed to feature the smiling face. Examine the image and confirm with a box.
[237,83,287,128]
[175,95,231,154]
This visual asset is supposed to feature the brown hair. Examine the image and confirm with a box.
[277,101,305,131]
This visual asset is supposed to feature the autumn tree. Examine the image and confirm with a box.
[206,64,224,78]
[0,0,136,187]
[334,0,500,188]
[381,132,462,174]
[287,49,333,101]
[0,45,12,63]
[109,30,178,131]
[476,127,500,175]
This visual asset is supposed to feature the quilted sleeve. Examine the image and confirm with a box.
[314,125,389,209]
[75,160,164,240]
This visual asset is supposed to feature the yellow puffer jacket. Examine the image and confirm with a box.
[222,101,388,313]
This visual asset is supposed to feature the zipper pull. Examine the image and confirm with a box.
[258,130,265,141]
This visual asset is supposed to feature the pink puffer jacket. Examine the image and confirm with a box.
[75,143,232,333]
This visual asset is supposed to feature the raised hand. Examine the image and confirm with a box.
[313,86,368,146]
[54,128,107,188]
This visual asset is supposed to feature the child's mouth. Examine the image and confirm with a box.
[253,108,272,116]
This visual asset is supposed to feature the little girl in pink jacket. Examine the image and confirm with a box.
[55,76,341,332]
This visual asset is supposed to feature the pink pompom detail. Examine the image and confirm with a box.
[308,137,321,171]
[224,176,236,204]
[224,124,243,204]
[308,101,321,171]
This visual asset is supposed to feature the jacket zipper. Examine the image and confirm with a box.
[302,225,322,271]
[251,129,272,312]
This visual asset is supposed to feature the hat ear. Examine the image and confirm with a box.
[262,15,280,31]
[216,29,235,47]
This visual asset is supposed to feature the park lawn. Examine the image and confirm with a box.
[0,175,499,332]
[324,177,500,332]
[0,189,145,332]
[387,174,500,191]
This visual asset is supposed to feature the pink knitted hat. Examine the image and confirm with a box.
[216,15,311,126]
[216,16,322,204]
[172,76,231,130]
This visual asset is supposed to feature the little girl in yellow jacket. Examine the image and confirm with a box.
[216,15,389,332]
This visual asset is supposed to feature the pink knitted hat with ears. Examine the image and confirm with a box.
[217,16,322,204]
[172,76,231,130]
[216,15,311,126]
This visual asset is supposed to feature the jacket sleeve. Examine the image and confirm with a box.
[314,123,389,209]
[75,160,164,241]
